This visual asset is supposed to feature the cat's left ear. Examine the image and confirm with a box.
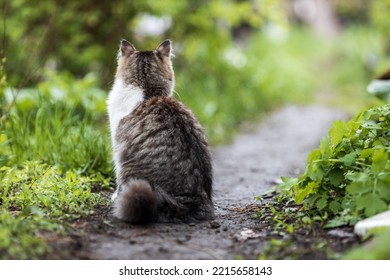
[156,40,172,58]
[120,39,136,57]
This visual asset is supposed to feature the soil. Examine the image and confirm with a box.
[48,105,361,260]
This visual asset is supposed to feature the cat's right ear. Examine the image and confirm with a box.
[156,40,172,58]
[120,39,136,57]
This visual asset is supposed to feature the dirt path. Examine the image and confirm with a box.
[68,105,349,259]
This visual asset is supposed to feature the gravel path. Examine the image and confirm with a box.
[82,105,347,259]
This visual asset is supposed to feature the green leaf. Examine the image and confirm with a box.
[325,218,349,228]
[356,193,387,217]
[316,195,328,210]
[306,162,325,181]
[329,120,350,147]
[329,200,341,214]
[346,181,372,195]
[286,224,294,234]
[304,194,320,209]
[278,177,298,193]
[328,168,344,186]
[307,149,321,162]
[339,152,357,166]
[319,137,332,158]
[360,148,374,159]
[302,216,312,224]
[377,181,390,200]
[345,171,370,182]
[294,181,319,204]
[371,149,388,174]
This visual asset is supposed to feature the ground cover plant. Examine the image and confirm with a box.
[274,104,390,259]
[279,104,389,226]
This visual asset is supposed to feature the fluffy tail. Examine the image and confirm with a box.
[112,179,158,224]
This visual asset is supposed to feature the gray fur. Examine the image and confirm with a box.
[108,40,213,223]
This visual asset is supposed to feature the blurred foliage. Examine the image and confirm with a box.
[179,28,315,142]
[370,0,390,52]
[316,27,386,113]
[343,232,390,260]
[329,0,390,53]
[3,0,286,87]
[332,0,370,25]
[2,0,315,144]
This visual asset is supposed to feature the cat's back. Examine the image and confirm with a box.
[117,95,206,145]
[116,96,212,192]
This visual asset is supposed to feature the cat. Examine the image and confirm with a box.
[107,39,213,224]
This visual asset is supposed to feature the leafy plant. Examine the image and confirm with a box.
[1,161,107,218]
[279,105,390,227]
[0,160,109,259]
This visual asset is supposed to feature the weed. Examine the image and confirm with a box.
[279,105,390,228]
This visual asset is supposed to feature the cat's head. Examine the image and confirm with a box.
[115,39,174,98]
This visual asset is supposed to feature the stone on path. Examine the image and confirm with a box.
[354,211,390,237]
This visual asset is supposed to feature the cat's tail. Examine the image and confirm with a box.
[112,179,158,224]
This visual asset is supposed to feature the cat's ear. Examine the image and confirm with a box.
[156,40,172,58]
[120,39,136,57]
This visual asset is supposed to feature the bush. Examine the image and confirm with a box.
[4,0,286,87]
[279,104,390,227]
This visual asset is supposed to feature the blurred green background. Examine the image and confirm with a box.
[2,0,390,143]
[0,0,389,259]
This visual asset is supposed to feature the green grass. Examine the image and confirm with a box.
[2,71,111,173]
[0,71,111,259]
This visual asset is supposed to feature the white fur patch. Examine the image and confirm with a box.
[107,78,144,176]
[111,189,118,201]
[107,78,144,145]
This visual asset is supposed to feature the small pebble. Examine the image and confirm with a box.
[176,235,191,244]
[158,245,169,253]
[209,220,221,229]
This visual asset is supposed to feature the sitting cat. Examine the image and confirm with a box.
[107,39,213,223]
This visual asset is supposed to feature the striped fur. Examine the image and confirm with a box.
[107,40,213,223]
